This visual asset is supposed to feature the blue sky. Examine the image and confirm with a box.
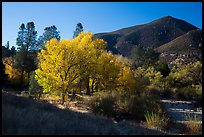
[2,2,202,48]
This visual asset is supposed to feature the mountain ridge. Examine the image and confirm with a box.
[93,16,199,58]
[94,16,202,63]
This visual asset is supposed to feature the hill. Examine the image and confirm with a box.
[94,16,199,57]
[156,29,202,65]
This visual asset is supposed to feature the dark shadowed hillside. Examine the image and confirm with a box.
[156,29,202,65]
[94,16,198,57]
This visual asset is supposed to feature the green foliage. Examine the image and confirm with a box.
[131,46,159,68]
[10,46,16,57]
[73,22,83,38]
[134,67,163,91]
[14,22,38,89]
[1,44,16,58]
[175,86,195,100]
[25,22,38,51]
[174,84,202,102]
[37,25,61,49]
[2,45,13,58]
[28,71,43,99]
[166,61,202,101]
[155,61,170,77]
[167,61,202,88]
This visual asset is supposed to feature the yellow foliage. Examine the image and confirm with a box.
[3,57,29,85]
[35,32,108,98]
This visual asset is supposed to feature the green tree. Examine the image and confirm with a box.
[2,46,11,58]
[73,22,83,38]
[25,22,38,51]
[28,71,42,99]
[5,41,10,50]
[37,25,60,49]
[155,61,170,77]
[14,22,38,90]
[167,61,202,88]
[131,45,159,68]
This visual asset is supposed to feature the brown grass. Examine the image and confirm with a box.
[185,114,202,135]
[2,92,167,135]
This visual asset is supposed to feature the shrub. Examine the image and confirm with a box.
[192,84,202,107]
[155,61,171,77]
[27,71,43,99]
[86,91,116,117]
[124,94,163,121]
[144,111,168,130]
[185,113,201,135]
[175,85,201,101]
[161,88,174,98]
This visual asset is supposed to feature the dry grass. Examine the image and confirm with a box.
[185,113,202,135]
[144,111,168,130]
[2,92,167,135]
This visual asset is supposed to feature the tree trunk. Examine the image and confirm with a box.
[86,78,90,95]
[78,78,82,94]
[61,91,66,105]
[20,69,24,91]
[91,79,95,94]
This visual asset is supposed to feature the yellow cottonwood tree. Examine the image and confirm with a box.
[3,57,29,86]
[35,32,107,103]
[93,51,121,91]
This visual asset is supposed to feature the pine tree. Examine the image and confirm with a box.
[5,41,10,49]
[16,23,26,50]
[25,22,37,51]
[14,22,38,90]
[10,46,16,59]
[73,22,83,38]
[37,25,60,49]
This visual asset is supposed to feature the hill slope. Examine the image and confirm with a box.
[2,92,166,135]
[156,29,202,65]
[94,16,198,57]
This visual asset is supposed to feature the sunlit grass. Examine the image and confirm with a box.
[144,111,168,130]
[185,113,201,135]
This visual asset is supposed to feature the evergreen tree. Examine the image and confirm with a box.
[2,46,11,58]
[14,22,38,90]
[155,62,171,77]
[5,41,9,49]
[73,23,84,93]
[11,46,16,59]
[16,23,26,50]
[25,22,38,51]
[131,45,159,68]
[73,22,83,38]
[37,25,60,49]
[28,71,42,99]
